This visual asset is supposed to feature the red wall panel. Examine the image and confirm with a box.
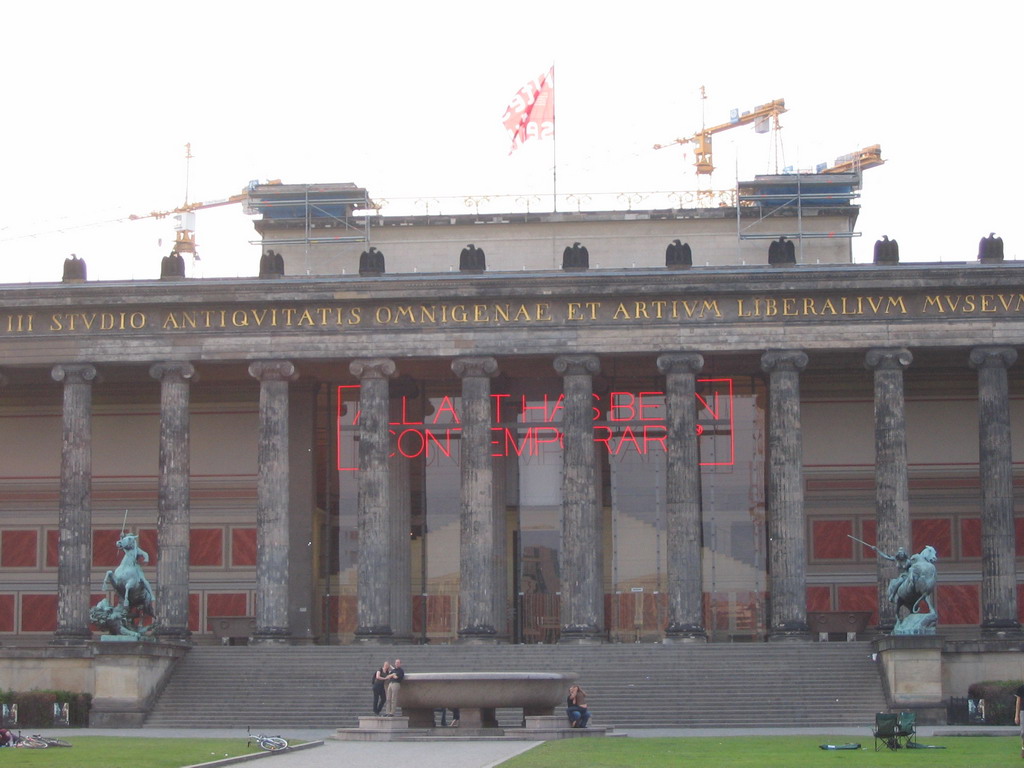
[960,518,982,558]
[21,594,57,632]
[812,520,853,560]
[231,528,257,567]
[46,530,59,568]
[837,585,878,625]
[188,593,201,632]
[138,528,159,565]
[806,585,831,612]
[912,518,951,558]
[206,592,247,618]
[859,519,877,559]
[1,530,38,568]
[0,594,14,632]
[190,529,224,567]
[938,584,979,625]
[92,529,125,567]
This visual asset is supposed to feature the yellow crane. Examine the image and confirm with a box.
[128,180,280,258]
[655,92,787,176]
[128,144,281,258]
[821,144,884,175]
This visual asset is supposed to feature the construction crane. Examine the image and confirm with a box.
[128,144,281,258]
[821,144,884,175]
[128,180,280,259]
[655,92,787,176]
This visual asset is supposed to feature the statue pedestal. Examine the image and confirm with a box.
[89,641,189,727]
[874,635,946,723]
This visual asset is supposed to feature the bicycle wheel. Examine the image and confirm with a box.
[18,736,48,748]
[40,737,72,747]
[259,737,288,751]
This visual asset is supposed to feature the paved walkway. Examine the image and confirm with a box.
[42,726,1019,768]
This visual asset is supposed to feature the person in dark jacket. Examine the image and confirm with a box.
[567,684,591,728]
[372,660,392,715]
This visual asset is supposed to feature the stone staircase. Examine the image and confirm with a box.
[145,642,886,730]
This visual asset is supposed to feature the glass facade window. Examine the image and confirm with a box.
[334,375,770,642]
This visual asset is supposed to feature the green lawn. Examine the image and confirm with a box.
[0,736,275,767]
[499,735,1020,768]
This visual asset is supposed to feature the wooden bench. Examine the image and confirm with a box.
[207,616,256,645]
[807,611,872,641]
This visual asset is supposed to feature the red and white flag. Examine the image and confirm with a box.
[502,66,555,154]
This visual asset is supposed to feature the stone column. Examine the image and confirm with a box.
[51,364,97,643]
[452,356,500,641]
[657,352,707,642]
[287,380,319,642]
[248,360,298,643]
[970,346,1020,635]
[149,362,196,641]
[388,449,412,641]
[554,354,603,642]
[865,347,913,631]
[350,358,397,640]
[760,350,810,641]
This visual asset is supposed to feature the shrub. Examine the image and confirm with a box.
[967,680,1022,725]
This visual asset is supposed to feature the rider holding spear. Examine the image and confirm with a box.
[849,535,910,605]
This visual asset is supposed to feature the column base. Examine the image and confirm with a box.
[153,626,192,643]
[559,626,605,644]
[458,626,499,644]
[250,627,291,645]
[354,626,397,644]
[50,628,92,646]
[981,619,1023,639]
[768,624,812,642]
[664,624,708,643]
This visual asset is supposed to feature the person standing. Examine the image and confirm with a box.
[372,660,392,715]
[566,684,591,728]
[1015,682,1024,758]
[384,658,405,717]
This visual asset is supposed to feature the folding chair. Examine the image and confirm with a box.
[895,711,917,748]
[873,712,900,751]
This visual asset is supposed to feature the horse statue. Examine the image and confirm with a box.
[102,532,155,617]
[890,545,938,635]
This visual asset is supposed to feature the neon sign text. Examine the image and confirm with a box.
[338,379,734,469]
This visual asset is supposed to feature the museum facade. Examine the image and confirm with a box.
[0,179,1020,645]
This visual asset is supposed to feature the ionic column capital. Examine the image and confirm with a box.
[969,346,1018,371]
[51,363,97,384]
[248,360,298,382]
[452,356,499,379]
[657,352,705,376]
[149,361,197,383]
[553,354,600,377]
[865,347,913,371]
[349,358,397,380]
[760,350,808,374]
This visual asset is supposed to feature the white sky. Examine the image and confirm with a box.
[1,1,1019,283]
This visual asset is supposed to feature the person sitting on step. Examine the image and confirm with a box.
[566,684,591,728]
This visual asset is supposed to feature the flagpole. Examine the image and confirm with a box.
[551,64,557,212]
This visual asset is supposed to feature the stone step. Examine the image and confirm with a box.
[146,642,886,729]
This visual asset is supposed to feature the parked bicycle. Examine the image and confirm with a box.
[247,726,288,751]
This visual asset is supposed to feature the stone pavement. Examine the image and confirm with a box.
[39,726,1020,768]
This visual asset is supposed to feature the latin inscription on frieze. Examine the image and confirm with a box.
[4,291,1024,336]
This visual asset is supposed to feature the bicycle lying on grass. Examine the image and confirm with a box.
[247,726,288,751]
[1,731,73,748]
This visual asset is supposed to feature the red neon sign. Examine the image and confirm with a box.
[337,379,734,469]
